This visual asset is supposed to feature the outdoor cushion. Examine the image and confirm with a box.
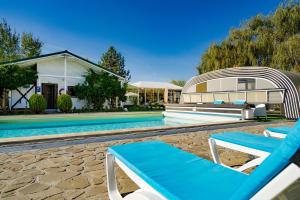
[266,126,292,135]
[211,131,282,153]
[213,100,224,105]
[233,99,247,105]
[108,141,248,200]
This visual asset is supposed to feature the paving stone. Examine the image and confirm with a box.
[64,190,85,199]
[2,183,27,194]
[39,172,80,185]
[85,185,107,198]
[44,167,66,173]
[29,187,63,200]
[19,183,49,194]
[1,195,30,200]
[86,160,102,167]
[69,165,84,172]
[56,175,90,190]
[93,177,104,185]
[0,171,18,180]
[23,169,45,176]
[1,191,16,199]
[70,158,84,166]
[3,163,23,171]
[44,193,65,200]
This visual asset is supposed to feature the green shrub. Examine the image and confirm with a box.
[29,94,47,113]
[57,94,73,113]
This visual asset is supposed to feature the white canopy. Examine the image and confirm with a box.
[130,81,182,90]
[125,92,139,97]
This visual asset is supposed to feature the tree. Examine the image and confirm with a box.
[0,65,37,111]
[0,19,42,111]
[0,19,43,62]
[197,2,300,74]
[272,34,300,72]
[170,80,186,87]
[74,69,126,110]
[0,19,19,62]
[99,46,131,80]
[21,32,43,57]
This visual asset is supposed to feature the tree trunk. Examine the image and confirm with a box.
[2,89,6,112]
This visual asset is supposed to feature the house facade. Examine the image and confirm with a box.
[1,50,125,110]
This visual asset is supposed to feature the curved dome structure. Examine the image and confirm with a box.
[181,67,300,119]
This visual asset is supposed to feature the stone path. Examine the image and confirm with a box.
[0,121,292,199]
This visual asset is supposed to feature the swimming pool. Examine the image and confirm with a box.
[0,114,202,139]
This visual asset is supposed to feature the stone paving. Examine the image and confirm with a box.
[0,121,292,199]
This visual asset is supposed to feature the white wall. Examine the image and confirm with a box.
[9,85,35,109]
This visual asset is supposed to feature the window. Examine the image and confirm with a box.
[237,78,255,91]
[67,86,76,97]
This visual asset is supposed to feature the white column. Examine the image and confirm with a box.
[64,55,67,94]
[37,78,41,94]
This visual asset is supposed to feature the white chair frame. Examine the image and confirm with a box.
[106,152,167,200]
[208,138,270,172]
[264,129,287,139]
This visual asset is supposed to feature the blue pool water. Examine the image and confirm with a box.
[0,115,199,138]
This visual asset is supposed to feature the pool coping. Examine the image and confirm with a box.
[0,111,163,120]
[0,119,250,145]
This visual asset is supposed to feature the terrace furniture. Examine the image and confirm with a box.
[264,126,290,138]
[106,126,300,200]
[233,99,247,105]
[253,104,267,119]
[165,103,250,117]
[208,122,297,169]
[213,100,224,105]
[263,120,298,138]
[209,132,282,172]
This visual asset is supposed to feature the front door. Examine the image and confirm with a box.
[42,83,57,109]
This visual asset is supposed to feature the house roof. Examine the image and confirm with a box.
[0,50,125,79]
[130,81,182,90]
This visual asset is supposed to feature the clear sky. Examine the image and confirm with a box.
[0,0,282,82]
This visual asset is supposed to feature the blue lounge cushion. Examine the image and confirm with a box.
[266,126,292,135]
[213,100,224,105]
[211,132,282,153]
[233,99,247,105]
[108,141,248,200]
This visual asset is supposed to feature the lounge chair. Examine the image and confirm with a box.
[264,126,292,138]
[209,132,282,172]
[106,123,300,200]
[209,121,298,170]
[264,120,299,138]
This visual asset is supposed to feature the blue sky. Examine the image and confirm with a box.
[0,0,281,82]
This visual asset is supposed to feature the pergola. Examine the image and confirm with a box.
[128,81,182,105]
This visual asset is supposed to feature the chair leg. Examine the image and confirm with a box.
[263,130,270,137]
[106,153,123,200]
[208,138,221,164]
[236,157,266,172]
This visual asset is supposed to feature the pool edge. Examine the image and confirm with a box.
[0,120,251,145]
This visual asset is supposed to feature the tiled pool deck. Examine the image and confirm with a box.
[0,120,293,200]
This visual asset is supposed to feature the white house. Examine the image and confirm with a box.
[1,50,125,110]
